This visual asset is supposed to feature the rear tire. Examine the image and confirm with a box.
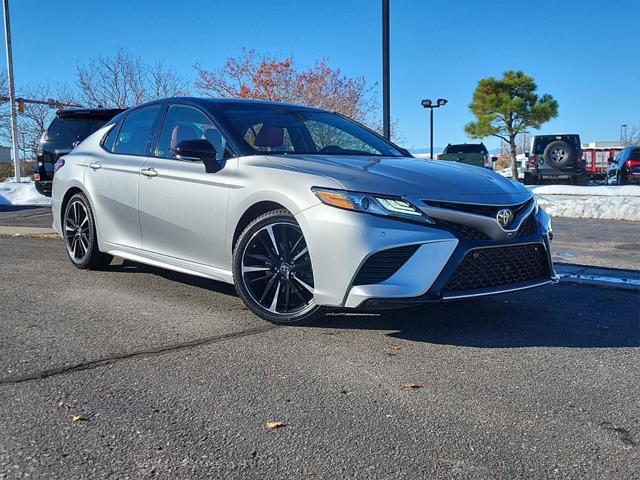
[572,173,588,186]
[523,172,538,185]
[63,193,113,269]
[232,209,323,324]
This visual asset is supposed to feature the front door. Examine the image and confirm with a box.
[84,105,162,248]
[137,104,235,269]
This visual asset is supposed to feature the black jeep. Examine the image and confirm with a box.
[523,134,586,185]
[34,108,124,196]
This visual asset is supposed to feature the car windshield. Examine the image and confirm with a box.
[444,144,486,154]
[45,117,107,144]
[218,103,405,157]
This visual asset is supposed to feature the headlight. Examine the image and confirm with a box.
[312,187,434,224]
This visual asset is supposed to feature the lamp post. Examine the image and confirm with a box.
[382,0,390,140]
[620,124,628,144]
[421,98,448,159]
[2,0,20,182]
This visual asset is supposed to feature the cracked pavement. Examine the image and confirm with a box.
[0,236,638,479]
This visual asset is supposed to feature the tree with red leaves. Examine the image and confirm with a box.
[195,49,377,125]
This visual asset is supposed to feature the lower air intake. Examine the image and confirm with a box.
[353,245,419,286]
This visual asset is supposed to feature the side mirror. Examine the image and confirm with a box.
[607,157,614,164]
[174,139,220,173]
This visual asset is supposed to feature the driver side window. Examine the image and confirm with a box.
[156,105,229,161]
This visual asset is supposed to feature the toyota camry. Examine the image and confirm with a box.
[52,98,557,323]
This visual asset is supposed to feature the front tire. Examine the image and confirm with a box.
[63,193,113,269]
[232,209,322,324]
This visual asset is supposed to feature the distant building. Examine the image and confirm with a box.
[0,146,11,164]
[582,141,623,149]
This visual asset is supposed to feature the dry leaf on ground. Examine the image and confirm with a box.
[265,421,286,430]
[71,415,89,422]
[402,383,423,390]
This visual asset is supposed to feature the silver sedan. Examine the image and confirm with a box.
[51,98,556,323]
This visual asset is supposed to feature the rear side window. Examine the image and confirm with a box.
[630,149,640,161]
[102,122,121,152]
[113,106,162,156]
[444,144,487,154]
[45,117,107,145]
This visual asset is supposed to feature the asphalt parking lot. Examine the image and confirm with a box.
[0,233,638,479]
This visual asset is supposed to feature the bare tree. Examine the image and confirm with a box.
[77,48,190,108]
[15,83,78,159]
[622,125,640,146]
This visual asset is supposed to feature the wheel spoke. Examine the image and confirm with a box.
[293,275,314,294]
[268,280,281,312]
[288,278,308,304]
[266,225,279,256]
[259,275,279,303]
[79,235,89,253]
[293,246,308,261]
[280,225,290,259]
[290,234,304,257]
[71,236,78,258]
[283,281,291,313]
[242,265,271,273]
[247,274,271,285]
[245,253,274,265]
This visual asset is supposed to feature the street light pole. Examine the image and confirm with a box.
[430,108,434,160]
[421,98,448,160]
[382,0,390,140]
[620,124,628,144]
[2,0,20,182]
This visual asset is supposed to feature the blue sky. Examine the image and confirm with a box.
[3,0,639,150]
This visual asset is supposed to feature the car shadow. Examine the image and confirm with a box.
[107,260,238,297]
[304,290,640,349]
[108,260,638,349]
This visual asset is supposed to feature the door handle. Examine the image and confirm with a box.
[88,161,102,170]
[140,167,158,177]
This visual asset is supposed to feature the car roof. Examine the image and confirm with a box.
[133,96,327,112]
[56,107,126,118]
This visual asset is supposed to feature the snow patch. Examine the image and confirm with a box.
[0,179,51,206]
[530,184,640,221]
[531,184,640,197]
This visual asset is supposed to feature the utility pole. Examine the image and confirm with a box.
[2,0,20,182]
[382,0,390,140]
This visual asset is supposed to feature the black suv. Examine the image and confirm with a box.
[523,134,586,185]
[34,108,124,196]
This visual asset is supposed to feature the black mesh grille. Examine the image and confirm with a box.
[423,199,532,217]
[444,244,550,292]
[434,219,489,240]
[516,214,537,238]
[353,245,420,286]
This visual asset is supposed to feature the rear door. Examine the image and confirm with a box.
[84,105,163,248]
[137,103,235,269]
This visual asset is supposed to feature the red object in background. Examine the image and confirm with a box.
[582,147,624,176]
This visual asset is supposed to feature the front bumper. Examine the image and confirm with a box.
[296,203,555,308]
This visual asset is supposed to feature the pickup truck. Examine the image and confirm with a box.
[438,143,492,169]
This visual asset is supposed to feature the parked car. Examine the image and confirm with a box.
[438,143,492,169]
[34,108,124,196]
[605,145,640,185]
[52,97,555,324]
[523,134,586,185]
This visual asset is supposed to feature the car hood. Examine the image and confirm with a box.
[266,155,532,204]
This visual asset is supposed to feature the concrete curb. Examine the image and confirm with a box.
[555,263,640,291]
[0,226,59,239]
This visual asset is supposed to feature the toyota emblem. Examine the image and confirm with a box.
[496,209,514,228]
